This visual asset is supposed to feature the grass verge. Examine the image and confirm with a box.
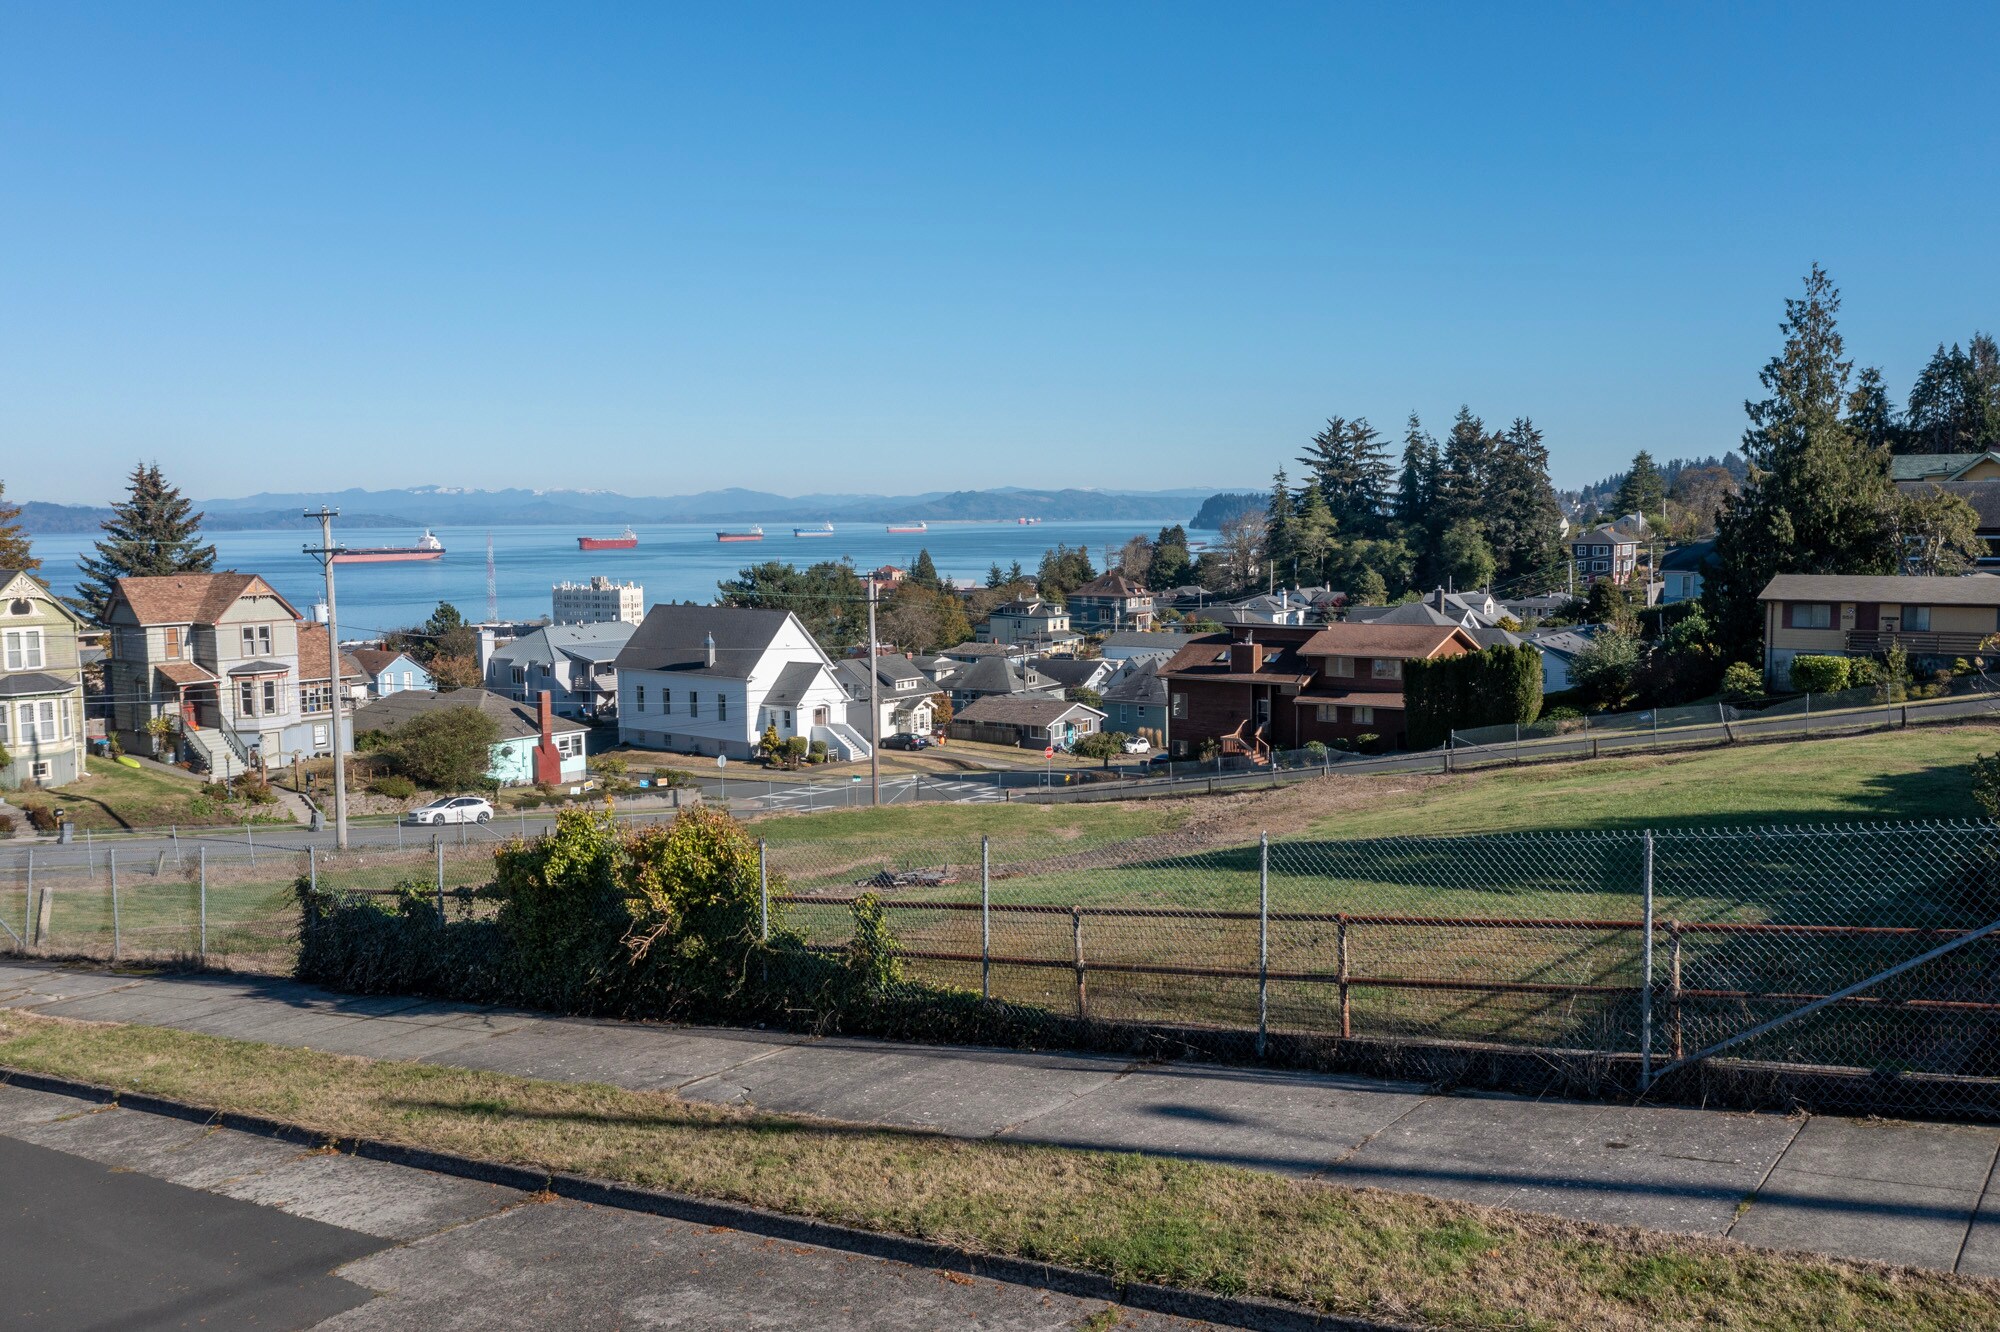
[0,1009,1993,1332]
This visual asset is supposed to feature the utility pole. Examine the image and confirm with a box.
[303,509,350,849]
[866,577,881,806]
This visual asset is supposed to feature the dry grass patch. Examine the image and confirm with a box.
[0,1011,1993,1331]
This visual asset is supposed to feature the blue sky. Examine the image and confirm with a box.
[4,3,1998,504]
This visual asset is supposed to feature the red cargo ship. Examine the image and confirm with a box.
[577,527,639,551]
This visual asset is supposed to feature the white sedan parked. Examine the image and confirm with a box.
[1122,736,1152,754]
[402,796,494,826]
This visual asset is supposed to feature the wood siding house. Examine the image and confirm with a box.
[1758,573,2000,687]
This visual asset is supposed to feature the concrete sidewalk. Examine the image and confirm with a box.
[6,958,2000,1279]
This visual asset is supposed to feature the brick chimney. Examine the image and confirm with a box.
[1229,636,1264,674]
[532,689,563,786]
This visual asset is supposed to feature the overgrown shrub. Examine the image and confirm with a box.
[23,804,59,833]
[369,774,418,800]
[297,805,934,1028]
[0,811,16,836]
[1403,643,1544,750]
[1974,754,2000,820]
[1720,662,1764,702]
[1787,654,1852,694]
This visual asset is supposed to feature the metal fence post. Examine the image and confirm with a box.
[109,848,120,961]
[309,844,317,893]
[171,823,180,866]
[1804,691,1811,739]
[1256,832,1270,1058]
[435,836,445,921]
[1071,906,1086,1021]
[246,821,255,868]
[757,839,769,942]
[25,847,34,949]
[1639,829,1655,1091]
[86,828,95,880]
[980,835,991,1001]
[1336,914,1351,1038]
[198,846,207,965]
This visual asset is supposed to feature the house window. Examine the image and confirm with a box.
[1330,655,1354,677]
[784,710,793,729]
[300,683,331,713]
[239,681,257,716]
[2,629,43,671]
[401,670,413,688]
[1791,602,1833,629]
[163,626,182,660]
[263,680,279,715]
[635,684,646,712]
[557,733,583,758]
[718,695,727,722]
[1316,704,1338,722]
[1372,658,1401,680]
[1902,605,1932,632]
[662,688,672,715]
[313,724,328,747]
[1352,705,1374,725]
[18,699,61,742]
[689,692,700,719]
[0,703,8,746]
[1170,693,1188,720]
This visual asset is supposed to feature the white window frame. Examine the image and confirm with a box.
[635,684,646,712]
[263,679,280,715]
[239,680,257,716]
[3,628,44,671]
[0,702,9,747]
[313,723,329,747]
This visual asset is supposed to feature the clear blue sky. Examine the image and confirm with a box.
[5,3,1997,504]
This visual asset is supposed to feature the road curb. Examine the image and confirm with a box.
[0,1063,1414,1332]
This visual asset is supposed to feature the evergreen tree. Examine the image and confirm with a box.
[986,563,1006,588]
[1433,406,1494,531]
[0,480,36,573]
[1392,413,1438,526]
[909,548,941,590]
[1292,485,1336,585]
[1439,518,1496,591]
[1846,366,1903,453]
[1150,525,1193,588]
[1708,265,1895,655]
[1299,416,1392,536]
[1263,469,1298,583]
[1484,418,1563,584]
[1612,450,1666,517]
[73,462,217,623]
[1906,334,2000,454]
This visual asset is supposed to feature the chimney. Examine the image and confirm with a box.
[704,631,716,669]
[1230,636,1264,674]
[477,626,496,677]
[532,689,563,785]
[1431,586,1446,611]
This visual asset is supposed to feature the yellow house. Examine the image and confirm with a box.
[1758,573,2000,687]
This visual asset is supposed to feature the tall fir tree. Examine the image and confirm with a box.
[1263,469,1298,585]
[1392,412,1438,527]
[1612,450,1666,517]
[1905,334,2000,454]
[1483,418,1563,585]
[1291,485,1336,585]
[1298,416,1392,536]
[909,548,941,590]
[73,462,217,623]
[1707,265,1895,657]
[1433,406,1494,533]
[0,481,37,573]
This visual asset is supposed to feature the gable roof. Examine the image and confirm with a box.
[1890,452,2000,482]
[766,660,830,707]
[954,694,1105,727]
[0,569,85,626]
[614,604,814,679]
[1159,634,1318,685]
[349,647,423,677]
[1099,630,1193,651]
[1575,525,1638,546]
[1102,658,1166,705]
[1346,600,1460,627]
[113,573,298,626]
[1070,571,1148,599]
[353,687,587,741]
[1758,573,2000,605]
[1658,539,1720,573]
[1033,657,1114,689]
[494,621,637,670]
[1298,623,1479,658]
[942,640,1027,659]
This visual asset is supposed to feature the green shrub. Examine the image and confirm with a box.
[1787,654,1852,694]
[807,739,829,764]
[1975,754,2000,819]
[201,781,232,803]
[369,774,418,800]
[1720,662,1764,701]
[1847,658,1882,688]
[1302,741,1329,760]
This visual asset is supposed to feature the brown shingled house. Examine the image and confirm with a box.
[1160,622,1478,758]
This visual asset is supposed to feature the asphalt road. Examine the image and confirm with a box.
[0,1082,1215,1331]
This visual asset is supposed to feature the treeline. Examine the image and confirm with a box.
[717,551,970,655]
[1250,408,1564,603]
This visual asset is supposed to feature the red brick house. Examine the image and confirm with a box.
[1160,622,1478,758]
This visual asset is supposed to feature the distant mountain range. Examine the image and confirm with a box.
[20,484,1246,533]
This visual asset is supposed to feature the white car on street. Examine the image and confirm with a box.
[402,796,494,826]
[1122,736,1152,754]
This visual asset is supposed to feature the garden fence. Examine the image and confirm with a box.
[8,817,2000,1117]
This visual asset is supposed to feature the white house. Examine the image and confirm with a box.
[614,604,868,760]
[833,655,940,739]
[1524,625,1604,693]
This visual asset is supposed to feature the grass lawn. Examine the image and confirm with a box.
[5,758,295,832]
[2,1011,1992,1332]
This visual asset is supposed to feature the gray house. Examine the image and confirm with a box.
[1100,657,1168,743]
[485,621,636,721]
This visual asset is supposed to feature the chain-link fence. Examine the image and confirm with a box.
[10,815,2000,1117]
[753,820,2000,1116]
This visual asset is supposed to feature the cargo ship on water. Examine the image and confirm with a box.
[577,527,639,551]
[717,526,765,543]
[885,521,928,534]
[1015,516,1041,525]
[332,530,445,564]
[793,522,836,538]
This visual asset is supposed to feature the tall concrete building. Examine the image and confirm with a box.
[552,576,644,625]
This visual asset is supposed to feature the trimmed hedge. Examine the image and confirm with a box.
[1403,644,1544,751]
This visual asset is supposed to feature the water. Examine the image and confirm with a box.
[27,520,1207,635]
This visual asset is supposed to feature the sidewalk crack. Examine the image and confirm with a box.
[1725,1114,1809,1241]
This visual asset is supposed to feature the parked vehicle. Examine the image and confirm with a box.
[1122,736,1152,754]
[881,733,935,750]
[402,796,494,825]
